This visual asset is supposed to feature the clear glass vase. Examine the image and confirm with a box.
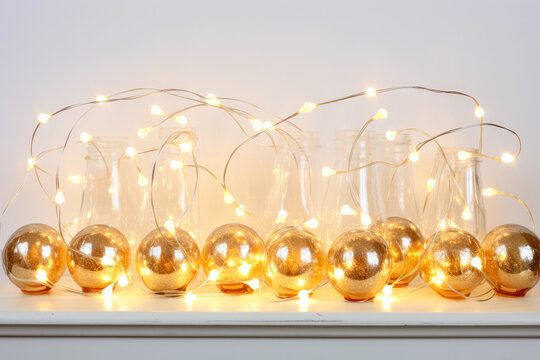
[324,131,392,301]
[422,148,486,240]
[263,131,327,298]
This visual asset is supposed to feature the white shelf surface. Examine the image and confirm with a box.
[1,278,540,338]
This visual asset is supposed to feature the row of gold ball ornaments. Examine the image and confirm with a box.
[419,148,540,299]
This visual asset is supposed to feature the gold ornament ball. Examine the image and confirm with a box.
[202,223,265,294]
[67,224,131,293]
[420,228,484,298]
[265,227,326,298]
[136,227,201,293]
[327,229,392,302]
[383,217,425,287]
[482,224,540,297]
[2,223,67,295]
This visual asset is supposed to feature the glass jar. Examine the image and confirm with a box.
[422,148,486,240]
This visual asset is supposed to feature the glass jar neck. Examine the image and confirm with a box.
[274,131,320,153]
[86,137,127,162]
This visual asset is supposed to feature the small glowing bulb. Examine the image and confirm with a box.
[427,178,436,193]
[275,209,288,224]
[185,291,196,305]
[373,108,388,120]
[433,272,445,285]
[117,274,129,287]
[164,219,176,234]
[303,218,318,229]
[298,102,317,113]
[235,204,246,217]
[474,106,485,118]
[322,166,336,177]
[179,142,193,152]
[173,114,188,125]
[208,269,219,282]
[408,151,419,163]
[96,94,108,102]
[248,279,260,290]
[461,207,472,221]
[27,157,36,171]
[457,150,471,161]
[151,104,165,115]
[38,113,51,124]
[333,268,344,280]
[205,93,221,106]
[385,131,397,141]
[262,121,274,130]
[482,187,498,197]
[501,152,515,163]
[361,212,372,226]
[341,204,357,216]
[382,285,393,296]
[36,269,48,283]
[102,284,114,297]
[223,190,235,204]
[366,86,376,97]
[250,119,263,131]
[169,159,183,170]
[54,190,65,205]
[80,132,92,143]
[125,146,137,158]
[298,289,310,302]
[238,263,251,277]
[137,126,152,139]
[471,256,482,270]
[138,173,148,187]
[68,175,82,184]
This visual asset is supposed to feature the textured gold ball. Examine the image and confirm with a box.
[482,224,540,297]
[265,227,326,298]
[202,223,265,294]
[136,227,201,293]
[420,228,484,298]
[384,217,425,287]
[67,224,131,293]
[2,224,67,294]
[327,229,392,301]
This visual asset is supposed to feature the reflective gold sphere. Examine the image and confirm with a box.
[265,227,326,298]
[420,228,484,298]
[384,217,425,287]
[136,227,201,293]
[2,224,67,294]
[482,224,540,297]
[67,224,131,293]
[327,229,392,301]
[202,223,265,294]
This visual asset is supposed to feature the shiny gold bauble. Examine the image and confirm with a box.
[202,223,265,294]
[420,228,484,298]
[67,224,131,293]
[265,227,326,298]
[2,224,67,294]
[482,224,540,297]
[383,217,425,287]
[327,229,392,301]
[136,227,201,293]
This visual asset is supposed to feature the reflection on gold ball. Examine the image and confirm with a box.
[482,224,540,297]
[265,227,326,298]
[2,224,67,294]
[420,228,484,298]
[136,227,200,293]
[68,224,131,293]
[384,217,424,287]
[202,223,264,294]
[327,229,391,301]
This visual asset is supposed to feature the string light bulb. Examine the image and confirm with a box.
[482,187,498,197]
[322,166,336,177]
[68,175,82,184]
[38,113,51,124]
[96,94,108,102]
[208,269,220,282]
[117,274,129,287]
[461,206,472,221]
[427,178,436,193]
[298,289,310,302]
[137,126,153,139]
[385,130,397,141]
[36,269,48,283]
[501,152,515,163]
[80,132,92,143]
[470,256,482,270]
[151,105,165,115]
[408,150,419,163]
[179,142,193,152]
[164,219,176,234]
[373,108,388,120]
[248,279,260,290]
[382,285,393,296]
[235,204,246,217]
[27,157,36,171]
[340,204,357,216]
[275,209,288,224]
[205,93,221,106]
[169,159,183,170]
[262,121,274,130]
[250,119,263,131]
[303,218,319,229]
[54,190,65,205]
[223,190,235,204]
[185,291,196,305]
[366,87,376,97]
[125,146,137,158]
[457,150,471,161]
[298,102,317,113]
[173,114,188,125]
[475,106,485,118]
[137,173,148,187]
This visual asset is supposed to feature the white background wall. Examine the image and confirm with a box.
[0,1,538,258]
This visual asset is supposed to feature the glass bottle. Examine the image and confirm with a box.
[422,148,486,240]
[263,131,327,298]
[324,131,392,301]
